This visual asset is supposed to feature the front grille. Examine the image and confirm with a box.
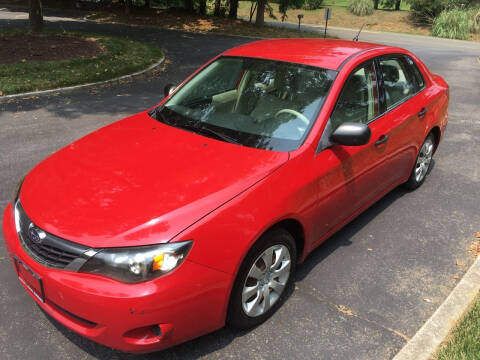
[15,201,89,269]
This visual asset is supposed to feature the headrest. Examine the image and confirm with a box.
[382,64,399,83]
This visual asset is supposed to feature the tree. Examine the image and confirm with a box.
[144,0,150,8]
[214,0,222,16]
[255,0,266,25]
[229,0,239,19]
[29,0,43,33]
[374,0,379,9]
[395,0,401,10]
[198,0,207,14]
[185,0,195,12]
[125,0,132,15]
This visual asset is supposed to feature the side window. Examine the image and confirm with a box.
[378,57,415,109]
[331,61,379,129]
[405,55,425,90]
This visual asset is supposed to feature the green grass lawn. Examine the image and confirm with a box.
[435,295,480,360]
[237,0,429,35]
[0,31,163,95]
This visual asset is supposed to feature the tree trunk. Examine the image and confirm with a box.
[255,0,265,26]
[214,0,221,16]
[29,0,43,33]
[144,0,150,8]
[249,1,257,22]
[198,0,207,14]
[125,0,132,14]
[184,0,194,12]
[395,0,401,11]
[373,0,379,10]
[228,0,238,19]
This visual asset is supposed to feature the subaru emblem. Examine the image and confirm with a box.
[28,226,45,244]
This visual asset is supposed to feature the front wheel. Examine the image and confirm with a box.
[403,133,435,190]
[227,228,296,329]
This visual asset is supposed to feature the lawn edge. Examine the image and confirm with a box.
[392,255,480,360]
[0,56,165,101]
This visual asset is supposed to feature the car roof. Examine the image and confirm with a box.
[222,39,391,71]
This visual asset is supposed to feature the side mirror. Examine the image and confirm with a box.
[330,122,371,146]
[164,84,176,98]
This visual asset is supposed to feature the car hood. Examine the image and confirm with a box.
[19,112,289,248]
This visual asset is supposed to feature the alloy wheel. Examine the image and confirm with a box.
[415,137,434,182]
[241,244,291,317]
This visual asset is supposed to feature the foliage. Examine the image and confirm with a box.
[408,0,479,24]
[470,7,480,33]
[349,0,374,16]
[302,0,324,10]
[431,8,470,39]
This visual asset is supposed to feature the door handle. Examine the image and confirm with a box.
[375,134,389,147]
[418,107,428,117]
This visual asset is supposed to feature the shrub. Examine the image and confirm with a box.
[470,8,480,33]
[431,8,470,39]
[302,0,323,10]
[349,0,374,16]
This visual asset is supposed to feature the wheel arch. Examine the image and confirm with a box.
[428,126,441,153]
[265,218,306,263]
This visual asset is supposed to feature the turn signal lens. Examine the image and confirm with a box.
[152,252,183,272]
[152,253,164,271]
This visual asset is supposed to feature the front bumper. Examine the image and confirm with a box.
[2,203,232,353]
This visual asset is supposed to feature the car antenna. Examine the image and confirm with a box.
[353,24,365,42]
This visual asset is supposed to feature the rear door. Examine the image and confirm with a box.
[374,54,427,185]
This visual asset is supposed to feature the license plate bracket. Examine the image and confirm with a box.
[14,256,45,303]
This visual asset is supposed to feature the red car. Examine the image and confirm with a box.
[2,39,448,353]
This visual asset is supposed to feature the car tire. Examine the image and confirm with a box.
[403,133,436,190]
[227,227,297,329]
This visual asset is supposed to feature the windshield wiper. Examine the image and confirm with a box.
[179,122,241,145]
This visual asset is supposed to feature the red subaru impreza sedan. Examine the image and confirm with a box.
[2,39,448,353]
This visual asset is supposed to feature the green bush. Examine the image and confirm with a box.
[408,0,478,24]
[432,8,470,39]
[302,0,324,10]
[470,7,480,33]
[349,0,374,16]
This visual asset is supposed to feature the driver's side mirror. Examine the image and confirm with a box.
[164,84,176,98]
[330,122,371,146]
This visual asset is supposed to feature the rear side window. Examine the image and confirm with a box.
[330,61,379,129]
[378,57,415,110]
[405,55,425,90]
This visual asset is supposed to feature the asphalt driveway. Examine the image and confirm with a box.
[1,8,480,360]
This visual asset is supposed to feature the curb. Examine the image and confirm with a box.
[392,255,480,360]
[0,56,165,101]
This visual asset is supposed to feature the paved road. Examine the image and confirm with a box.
[1,8,480,360]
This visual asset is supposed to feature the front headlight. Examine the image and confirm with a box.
[78,241,193,283]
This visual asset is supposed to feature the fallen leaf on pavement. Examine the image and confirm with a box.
[453,275,459,280]
[423,298,432,303]
[468,241,480,258]
[367,248,373,251]
[336,305,356,316]
[475,232,480,238]
[456,259,464,267]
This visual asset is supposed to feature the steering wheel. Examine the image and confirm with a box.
[275,109,309,126]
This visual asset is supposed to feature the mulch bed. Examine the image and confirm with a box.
[0,34,104,64]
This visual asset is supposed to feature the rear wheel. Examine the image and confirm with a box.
[227,228,296,329]
[403,133,435,190]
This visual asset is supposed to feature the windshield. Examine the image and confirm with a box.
[153,56,337,151]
